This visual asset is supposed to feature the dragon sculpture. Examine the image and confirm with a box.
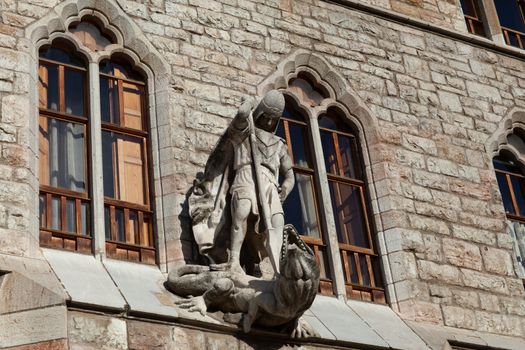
[165,225,320,338]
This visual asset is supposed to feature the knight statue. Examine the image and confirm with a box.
[165,90,320,338]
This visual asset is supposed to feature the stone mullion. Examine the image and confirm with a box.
[308,112,347,299]
[88,61,106,260]
[480,0,506,44]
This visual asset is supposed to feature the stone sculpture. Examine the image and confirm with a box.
[166,90,320,338]
[166,225,319,337]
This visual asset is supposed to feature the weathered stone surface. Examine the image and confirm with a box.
[443,238,482,270]
[481,246,514,276]
[462,269,509,294]
[68,312,127,350]
[0,306,67,348]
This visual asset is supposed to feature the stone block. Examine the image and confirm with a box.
[418,260,461,285]
[443,238,482,270]
[398,300,443,324]
[481,246,514,276]
[127,320,173,350]
[0,306,67,348]
[461,269,508,294]
[443,305,477,330]
[68,312,127,349]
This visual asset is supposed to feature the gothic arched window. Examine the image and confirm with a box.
[277,73,385,302]
[38,20,156,264]
[38,42,91,252]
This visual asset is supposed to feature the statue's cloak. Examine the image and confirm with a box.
[189,128,235,264]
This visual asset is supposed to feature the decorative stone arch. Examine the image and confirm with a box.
[486,108,525,163]
[25,0,173,270]
[258,50,396,303]
[485,108,525,278]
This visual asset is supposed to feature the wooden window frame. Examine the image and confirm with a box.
[319,122,385,303]
[496,0,525,48]
[494,157,525,223]
[38,52,93,254]
[100,68,156,264]
[461,0,487,37]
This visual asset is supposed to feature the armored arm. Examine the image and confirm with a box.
[279,144,295,202]
[229,96,255,142]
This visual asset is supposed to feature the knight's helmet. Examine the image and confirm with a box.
[253,90,285,133]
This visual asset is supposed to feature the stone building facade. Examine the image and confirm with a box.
[2,0,525,349]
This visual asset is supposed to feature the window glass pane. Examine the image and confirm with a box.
[81,202,89,236]
[102,131,146,205]
[317,248,330,280]
[282,105,306,122]
[39,117,86,192]
[283,173,320,239]
[511,175,525,216]
[329,181,369,248]
[288,122,312,168]
[51,196,60,230]
[39,64,59,111]
[100,60,142,81]
[359,255,371,287]
[39,194,46,228]
[115,208,125,242]
[122,82,143,130]
[39,47,84,67]
[496,172,516,215]
[495,0,525,32]
[460,0,476,17]
[321,130,338,175]
[64,69,85,116]
[129,211,139,245]
[100,77,120,125]
[338,134,359,179]
[319,115,352,133]
[104,206,111,240]
[66,199,76,233]
[493,157,521,173]
[276,121,284,139]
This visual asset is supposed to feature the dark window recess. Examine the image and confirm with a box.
[460,0,487,36]
[493,155,525,220]
[495,0,525,48]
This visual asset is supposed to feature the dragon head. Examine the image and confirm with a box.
[279,224,321,283]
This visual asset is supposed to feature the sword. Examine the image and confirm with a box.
[247,111,279,275]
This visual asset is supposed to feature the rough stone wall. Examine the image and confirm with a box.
[0,0,524,343]
[66,311,343,350]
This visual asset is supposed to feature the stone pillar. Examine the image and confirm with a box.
[88,61,106,260]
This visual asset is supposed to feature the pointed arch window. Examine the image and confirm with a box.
[38,42,91,252]
[277,74,385,302]
[37,20,156,264]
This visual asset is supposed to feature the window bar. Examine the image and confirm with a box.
[138,211,145,246]
[46,193,52,230]
[366,254,376,287]
[507,173,520,214]
[334,181,351,244]
[124,208,131,244]
[75,198,82,234]
[58,65,65,112]
[353,252,364,286]
[342,250,352,282]
[60,196,67,232]
[110,205,116,241]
